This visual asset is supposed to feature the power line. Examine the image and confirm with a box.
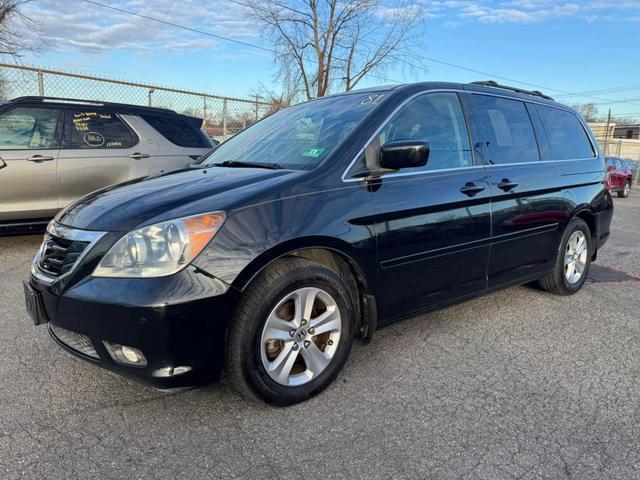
[389,48,640,107]
[557,82,640,99]
[80,0,277,54]
[80,0,640,109]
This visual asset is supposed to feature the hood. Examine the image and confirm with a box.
[57,167,299,232]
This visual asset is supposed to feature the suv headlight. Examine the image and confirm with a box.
[93,212,225,278]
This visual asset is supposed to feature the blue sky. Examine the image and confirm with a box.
[13,0,640,117]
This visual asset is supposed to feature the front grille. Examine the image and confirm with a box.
[37,234,90,278]
[50,324,100,359]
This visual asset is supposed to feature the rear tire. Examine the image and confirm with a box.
[538,218,592,295]
[225,258,354,406]
[618,180,631,198]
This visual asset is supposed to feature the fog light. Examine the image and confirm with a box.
[103,342,147,367]
[121,346,140,363]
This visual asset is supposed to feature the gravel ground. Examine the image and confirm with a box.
[1,192,639,480]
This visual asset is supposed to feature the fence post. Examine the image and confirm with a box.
[37,70,45,96]
[203,96,208,129]
[222,98,228,141]
[255,94,259,120]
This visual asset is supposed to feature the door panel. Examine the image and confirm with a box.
[375,170,491,320]
[0,148,60,221]
[465,95,595,287]
[485,163,567,286]
[0,106,61,222]
[357,91,491,321]
[57,110,157,208]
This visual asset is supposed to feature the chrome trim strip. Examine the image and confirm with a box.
[340,87,599,183]
[31,222,105,285]
[47,221,105,242]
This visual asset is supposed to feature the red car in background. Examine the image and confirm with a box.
[605,157,633,198]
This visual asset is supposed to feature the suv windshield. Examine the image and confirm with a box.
[199,92,384,170]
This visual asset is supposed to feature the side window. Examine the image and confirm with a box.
[140,115,211,148]
[536,105,595,160]
[372,92,472,173]
[67,110,137,149]
[470,95,539,164]
[0,107,59,150]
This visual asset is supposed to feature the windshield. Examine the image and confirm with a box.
[199,92,384,170]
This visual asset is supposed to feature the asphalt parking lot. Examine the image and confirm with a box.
[1,192,640,480]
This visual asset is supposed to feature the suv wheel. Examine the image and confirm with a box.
[618,180,631,198]
[225,258,354,406]
[538,218,592,295]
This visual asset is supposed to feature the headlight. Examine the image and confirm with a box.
[93,212,225,278]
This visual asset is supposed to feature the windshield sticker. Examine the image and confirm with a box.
[303,147,325,158]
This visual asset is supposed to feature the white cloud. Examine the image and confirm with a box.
[422,0,640,24]
[19,0,258,55]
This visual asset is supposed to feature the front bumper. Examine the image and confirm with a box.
[30,267,240,389]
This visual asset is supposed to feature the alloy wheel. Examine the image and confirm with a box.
[564,230,588,284]
[260,287,342,386]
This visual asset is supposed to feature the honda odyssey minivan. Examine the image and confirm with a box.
[25,81,613,405]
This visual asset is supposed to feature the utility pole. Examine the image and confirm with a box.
[603,108,612,156]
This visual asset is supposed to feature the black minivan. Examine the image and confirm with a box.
[25,81,613,405]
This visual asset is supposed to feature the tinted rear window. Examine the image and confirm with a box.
[470,94,539,164]
[141,115,211,148]
[536,106,594,160]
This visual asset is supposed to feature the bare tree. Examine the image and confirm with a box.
[573,103,640,126]
[572,103,599,122]
[251,81,299,115]
[246,0,424,100]
[0,0,32,60]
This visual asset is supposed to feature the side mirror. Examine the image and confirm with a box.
[607,165,616,172]
[380,140,430,170]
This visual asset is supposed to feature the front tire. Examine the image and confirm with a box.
[618,180,631,198]
[538,218,592,295]
[225,258,354,406]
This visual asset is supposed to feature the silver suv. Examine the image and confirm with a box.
[0,97,213,229]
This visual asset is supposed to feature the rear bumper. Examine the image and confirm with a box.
[29,267,240,389]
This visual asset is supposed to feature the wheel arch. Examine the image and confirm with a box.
[231,237,376,341]
[572,208,598,260]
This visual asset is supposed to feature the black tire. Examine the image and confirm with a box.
[538,218,592,295]
[618,180,631,198]
[225,257,354,406]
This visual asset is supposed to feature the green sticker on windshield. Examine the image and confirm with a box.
[303,147,325,158]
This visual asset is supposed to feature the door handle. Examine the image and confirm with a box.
[460,182,485,197]
[497,178,519,192]
[26,155,55,163]
[129,153,150,160]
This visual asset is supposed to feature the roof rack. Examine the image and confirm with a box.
[470,80,554,101]
[9,96,176,113]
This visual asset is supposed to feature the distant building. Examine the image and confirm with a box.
[588,121,640,160]
[613,125,640,140]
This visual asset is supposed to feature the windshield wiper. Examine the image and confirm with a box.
[213,160,282,170]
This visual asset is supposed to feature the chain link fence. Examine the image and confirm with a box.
[0,63,277,141]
